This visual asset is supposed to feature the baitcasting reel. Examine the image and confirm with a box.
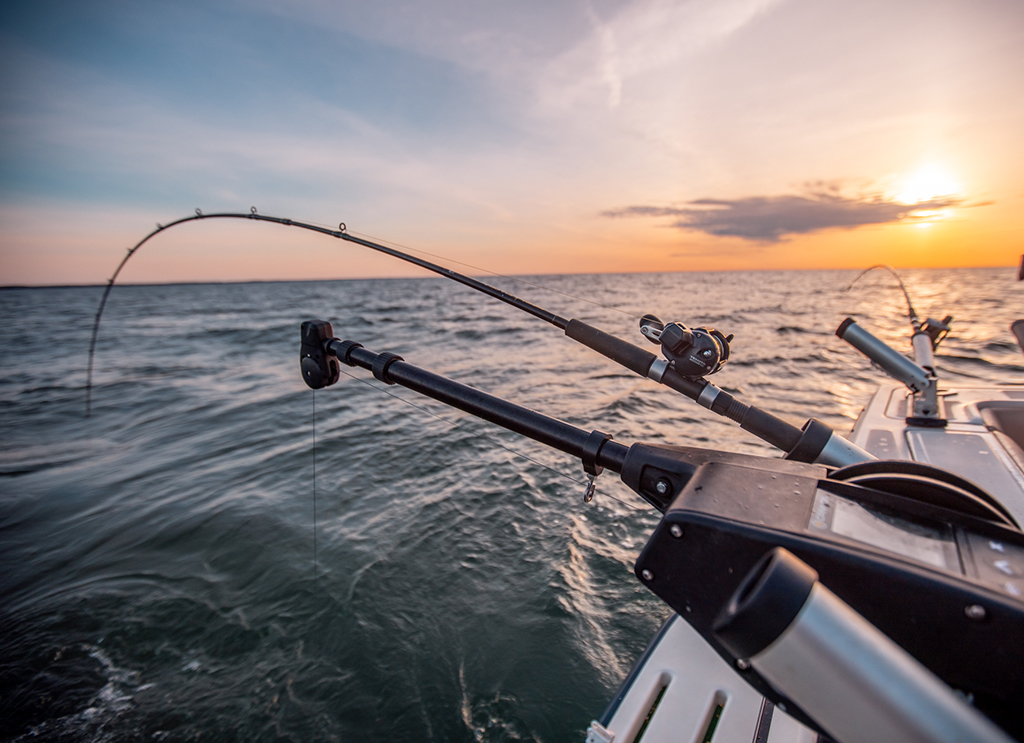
[639,314,732,379]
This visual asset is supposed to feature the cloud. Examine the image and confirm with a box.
[251,0,781,117]
[602,190,964,242]
[538,0,782,113]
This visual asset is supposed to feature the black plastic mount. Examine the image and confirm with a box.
[713,547,817,659]
[634,460,1024,737]
[300,320,340,389]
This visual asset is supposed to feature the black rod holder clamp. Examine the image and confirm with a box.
[371,352,405,385]
[582,430,613,476]
[300,320,340,389]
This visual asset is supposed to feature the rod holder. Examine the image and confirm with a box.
[715,548,1013,743]
[837,318,942,423]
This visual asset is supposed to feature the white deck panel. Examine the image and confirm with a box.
[601,615,813,743]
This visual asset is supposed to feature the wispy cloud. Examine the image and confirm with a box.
[602,189,964,242]
[538,0,781,113]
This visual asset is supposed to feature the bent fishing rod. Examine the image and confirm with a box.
[89,209,872,467]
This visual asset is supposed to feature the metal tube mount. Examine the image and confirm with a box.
[716,548,1013,743]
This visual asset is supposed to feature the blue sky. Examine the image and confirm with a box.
[2,1,503,203]
[2,0,1022,284]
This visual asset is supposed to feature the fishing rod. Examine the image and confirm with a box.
[86,207,576,415]
[89,209,872,467]
[842,265,955,424]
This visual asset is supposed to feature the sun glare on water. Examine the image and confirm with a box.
[894,164,963,228]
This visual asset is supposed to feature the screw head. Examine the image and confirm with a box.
[641,569,653,581]
[702,349,714,358]
[655,479,669,495]
[965,604,986,621]
[670,524,683,538]
[736,658,750,670]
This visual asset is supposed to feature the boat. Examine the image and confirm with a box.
[91,214,1024,742]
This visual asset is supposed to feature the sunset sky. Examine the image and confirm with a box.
[1,0,1022,285]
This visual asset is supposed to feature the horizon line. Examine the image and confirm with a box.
[2,262,1018,291]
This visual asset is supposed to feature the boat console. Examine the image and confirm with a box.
[632,448,1023,739]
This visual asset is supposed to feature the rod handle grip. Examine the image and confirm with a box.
[565,319,658,378]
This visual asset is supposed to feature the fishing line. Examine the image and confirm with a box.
[334,366,652,513]
[312,390,318,594]
[344,228,644,322]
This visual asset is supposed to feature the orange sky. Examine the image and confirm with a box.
[1,0,1022,285]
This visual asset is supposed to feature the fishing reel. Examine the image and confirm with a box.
[639,314,733,379]
[921,315,953,348]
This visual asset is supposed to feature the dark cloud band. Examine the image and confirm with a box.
[602,192,962,242]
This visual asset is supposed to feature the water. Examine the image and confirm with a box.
[1,268,1021,742]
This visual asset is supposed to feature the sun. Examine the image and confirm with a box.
[891,163,962,228]
[896,163,962,205]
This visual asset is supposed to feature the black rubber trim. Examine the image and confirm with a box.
[753,698,775,743]
[836,317,856,338]
[829,459,1019,529]
[330,340,363,367]
[713,547,817,660]
[784,418,833,463]
[371,352,404,384]
[299,320,342,390]
[905,416,948,428]
[582,430,613,476]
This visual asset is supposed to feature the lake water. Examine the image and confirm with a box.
[1,267,1021,741]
